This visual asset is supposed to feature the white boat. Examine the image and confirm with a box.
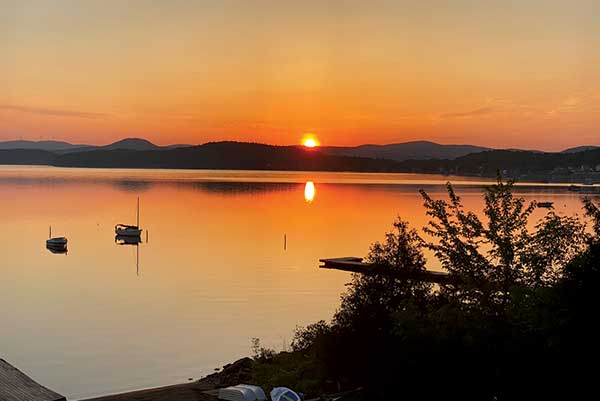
[218,385,267,401]
[115,197,142,237]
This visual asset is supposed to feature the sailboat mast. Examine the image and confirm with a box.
[137,197,140,227]
[49,225,51,239]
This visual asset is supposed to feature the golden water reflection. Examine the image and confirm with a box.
[0,167,594,400]
[304,181,316,202]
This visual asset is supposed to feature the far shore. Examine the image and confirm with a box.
[1,163,599,187]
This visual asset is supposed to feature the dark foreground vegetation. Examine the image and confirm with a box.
[236,177,600,400]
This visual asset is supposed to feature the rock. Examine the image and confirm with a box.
[198,358,253,388]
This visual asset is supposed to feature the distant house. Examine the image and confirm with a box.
[0,359,66,401]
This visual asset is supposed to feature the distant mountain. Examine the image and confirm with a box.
[562,145,599,154]
[395,148,600,180]
[100,138,161,151]
[0,140,88,151]
[1,138,599,183]
[51,141,399,171]
[0,137,178,154]
[321,141,490,161]
[0,149,57,165]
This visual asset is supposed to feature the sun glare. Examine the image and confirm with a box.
[304,181,316,203]
[302,134,319,148]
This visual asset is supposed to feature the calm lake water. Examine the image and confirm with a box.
[0,166,596,399]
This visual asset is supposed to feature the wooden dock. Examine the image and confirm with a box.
[0,359,65,401]
[319,257,458,285]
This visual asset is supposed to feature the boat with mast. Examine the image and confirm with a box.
[115,197,142,237]
[46,225,68,252]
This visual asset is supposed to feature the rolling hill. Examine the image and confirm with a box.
[0,138,490,160]
[0,137,188,154]
[0,138,599,183]
[0,149,57,165]
[320,141,490,161]
[51,142,399,171]
[395,148,600,180]
[562,145,599,154]
[99,138,161,151]
[0,140,88,151]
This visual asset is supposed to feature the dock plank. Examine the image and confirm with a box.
[319,257,458,285]
[82,382,217,401]
[0,359,65,401]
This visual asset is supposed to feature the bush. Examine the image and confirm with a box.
[266,182,600,400]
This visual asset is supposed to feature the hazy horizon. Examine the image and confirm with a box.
[0,136,597,152]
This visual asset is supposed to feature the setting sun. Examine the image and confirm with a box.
[302,135,319,148]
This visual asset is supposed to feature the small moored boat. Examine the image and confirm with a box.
[537,201,554,208]
[115,197,142,237]
[115,233,142,245]
[115,224,142,237]
[46,237,68,247]
[46,245,68,254]
[46,226,68,253]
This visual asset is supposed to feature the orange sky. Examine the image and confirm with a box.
[1,0,599,150]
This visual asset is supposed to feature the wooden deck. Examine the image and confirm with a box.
[82,382,217,401]
[0,359,65,401]
[319,257,458,285]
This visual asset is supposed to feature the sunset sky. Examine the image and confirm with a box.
[1,0,599,150]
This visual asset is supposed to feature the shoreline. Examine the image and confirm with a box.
[80,382,217,401]
[80,358,253,401]
[0,164,599,187]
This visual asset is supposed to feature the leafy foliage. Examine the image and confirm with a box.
[584,197,600,239]
[334,218,431,330]
[250,338,275,362]
[249,350,330,397]
[259,178,600,400]
[291,320,331,352]
[421,177,587,307]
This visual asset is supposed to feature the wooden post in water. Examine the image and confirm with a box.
[284,233,287,250]
[137,196,140,227]
[146,229,149,243]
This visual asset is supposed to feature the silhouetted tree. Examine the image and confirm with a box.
[584,197,600,239]
[420,176,587,307]
[334,218,431,330]
[287,178,600,400]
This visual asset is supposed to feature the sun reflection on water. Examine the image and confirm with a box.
[304,181,316,202]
